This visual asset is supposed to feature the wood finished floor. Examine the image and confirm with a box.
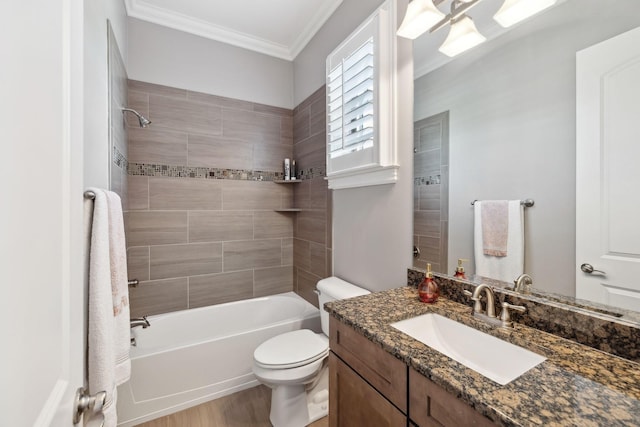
[136,385,329,427]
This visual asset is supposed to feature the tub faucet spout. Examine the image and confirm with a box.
[131,316,150,329]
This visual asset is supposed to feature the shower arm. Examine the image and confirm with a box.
[122,108,151,128]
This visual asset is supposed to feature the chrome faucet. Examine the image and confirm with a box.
[130,316,150,329]
[464,284,500,326]
[513,274,533,294]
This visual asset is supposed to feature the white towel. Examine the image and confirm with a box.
[87,188,131,427]
[106,191,131,384]
[474,200,524,282]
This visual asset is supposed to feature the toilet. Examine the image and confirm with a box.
[252,277,370,427]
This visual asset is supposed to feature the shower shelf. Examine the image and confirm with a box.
[273,179,302,212]
[273,180,301,184]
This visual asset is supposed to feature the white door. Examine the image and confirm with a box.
[1,1,86,425]
[576,26,640,310]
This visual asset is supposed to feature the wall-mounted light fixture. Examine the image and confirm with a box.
[398,0,557,57]
[493,0,557,27]
[122,108,151,128]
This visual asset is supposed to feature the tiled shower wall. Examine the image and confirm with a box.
[292,86,332,308]
[125,80,296,317]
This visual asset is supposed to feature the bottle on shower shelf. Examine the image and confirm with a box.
[283,158,291,180]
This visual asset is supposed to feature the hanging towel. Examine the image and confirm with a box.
[87,188,131,427]
[474,200,524,282]
[106,191,131,384]
[481,200,509,256]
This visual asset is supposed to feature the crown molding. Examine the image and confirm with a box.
[125,0,343,61]
[289,0,344,59]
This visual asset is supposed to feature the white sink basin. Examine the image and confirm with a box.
[390,313,546,385]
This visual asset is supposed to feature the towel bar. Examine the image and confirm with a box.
[471,199,534,207]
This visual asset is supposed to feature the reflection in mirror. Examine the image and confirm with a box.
[412,0,640,313]
[413,112,449,273]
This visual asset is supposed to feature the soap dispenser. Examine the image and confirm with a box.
[454,259,468,279]
[418,263,439,303]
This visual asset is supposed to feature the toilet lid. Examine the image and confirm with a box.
[254,329,329,369]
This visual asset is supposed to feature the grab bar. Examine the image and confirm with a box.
[128,279,139,287]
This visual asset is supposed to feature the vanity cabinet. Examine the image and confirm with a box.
[329,317,407,426]
[409,367,494,427]
[329,316,496,427]
[329,354,406,426]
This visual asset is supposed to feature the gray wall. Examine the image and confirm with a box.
[296,0,414,292]
[292,0,384,106]
[414,0,640,296]
[127,18,294,109]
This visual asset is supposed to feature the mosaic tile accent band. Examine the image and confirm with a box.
[128,162,326,182]
[414,174,441,186]
[113,146,128,170]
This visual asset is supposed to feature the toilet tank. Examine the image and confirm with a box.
[317,277,370,336]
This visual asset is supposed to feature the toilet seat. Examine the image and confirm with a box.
[254,330,329,369]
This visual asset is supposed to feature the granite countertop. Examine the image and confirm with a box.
[325,286,640,427]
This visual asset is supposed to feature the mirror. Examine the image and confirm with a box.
[412,0,640,315]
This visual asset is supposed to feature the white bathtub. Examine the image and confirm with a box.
[116,292,321,426]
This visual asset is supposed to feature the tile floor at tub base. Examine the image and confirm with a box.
[136,385,329,427]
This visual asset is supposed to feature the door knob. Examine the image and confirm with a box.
[73,387,106,424]
[580,263,606,275]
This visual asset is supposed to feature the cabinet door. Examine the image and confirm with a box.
[409,369,494,427]
[330,317,407,412]
[329,353,407,427]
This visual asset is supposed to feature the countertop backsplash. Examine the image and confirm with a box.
[407,267,640,362]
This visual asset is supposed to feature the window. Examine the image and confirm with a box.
[326,1,399,190]
[328,38,375,160]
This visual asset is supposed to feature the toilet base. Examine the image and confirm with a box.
[306,366,329,424]
[269,367,329,427]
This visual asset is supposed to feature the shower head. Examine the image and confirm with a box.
[122,108,152,128]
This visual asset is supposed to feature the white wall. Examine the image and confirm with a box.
[302,0,414,292]
[414,0,640,296]
[292,0,384,106]
[84,0,128,189]
[127,18,294,109]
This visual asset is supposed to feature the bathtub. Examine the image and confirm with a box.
[116,292,321,426]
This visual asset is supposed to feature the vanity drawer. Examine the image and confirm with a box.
[409,368,494,427]
[330,317,407,413]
